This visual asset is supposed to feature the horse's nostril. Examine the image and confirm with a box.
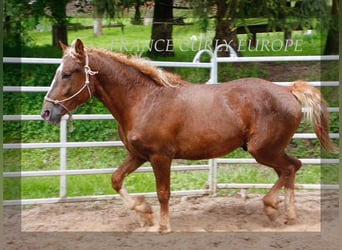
[41,109,50,120]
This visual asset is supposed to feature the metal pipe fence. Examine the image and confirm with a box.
[3,51,339,206]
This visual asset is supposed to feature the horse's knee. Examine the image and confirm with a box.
[157,189,170,204]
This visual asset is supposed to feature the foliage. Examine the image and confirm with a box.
[30,0,70,25]
[189,0,329,29]
[188,0,332,56]
[188,0,214,32]
[92,0,116,18]
[3,0,33,48]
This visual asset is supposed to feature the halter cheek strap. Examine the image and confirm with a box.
[44,53,98,132]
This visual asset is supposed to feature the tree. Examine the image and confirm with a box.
[324,0,339,55]
[189,0,212,33]
[212,0,241,56]
[31,0,69,47]
[50,0,69,47]
[92,0,116,36]
[191,0,330,56]
[149,0,175,56]
[132,0,142,24]
[4,0,33,48]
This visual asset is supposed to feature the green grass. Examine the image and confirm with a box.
[3,18,338,201]
[3,144,338,200]
[3,164,338,200]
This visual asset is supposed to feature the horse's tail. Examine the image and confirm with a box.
[290,80,337,153]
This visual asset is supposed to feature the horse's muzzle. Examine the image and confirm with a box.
[41,109,51,120]
[40,105,63,125]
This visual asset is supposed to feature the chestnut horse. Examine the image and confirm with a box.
[41,39,336,232]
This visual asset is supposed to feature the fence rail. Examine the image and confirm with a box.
[3,50,339,206]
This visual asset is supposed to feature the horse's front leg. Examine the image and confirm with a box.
[150,154,172,233]
[111,154,154,227]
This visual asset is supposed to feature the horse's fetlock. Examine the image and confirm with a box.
[133,196,153,214]
[262,196,278,209]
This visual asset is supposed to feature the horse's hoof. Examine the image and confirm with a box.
[264,205,279,221]
[142,224,171,233]
[284,214,296,225]
[140,225,159,233]
[284,218,296,225]
[284,208,297,224]
[137,212,154,227]
[158,224,171,233]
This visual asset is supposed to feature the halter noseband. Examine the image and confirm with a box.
[44,53,98,131]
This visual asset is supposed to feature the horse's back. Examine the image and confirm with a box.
[181,77,301,122]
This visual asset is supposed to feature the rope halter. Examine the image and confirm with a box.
[44,53,98,132]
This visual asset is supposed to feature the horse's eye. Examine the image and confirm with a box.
[62,73,72,79]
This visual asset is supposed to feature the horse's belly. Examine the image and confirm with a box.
[174,131,245,160]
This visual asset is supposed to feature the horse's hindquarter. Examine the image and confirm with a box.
[222,78,302,152]
[174,79,302,159]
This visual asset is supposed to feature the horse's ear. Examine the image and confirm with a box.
[72,39,85,56]
[59,41,68,51]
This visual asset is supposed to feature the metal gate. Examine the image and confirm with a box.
[3,50,339,205]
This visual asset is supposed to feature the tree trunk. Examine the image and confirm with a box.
[93,0,104,36]
[324,0,339,55]
[49,0,68,47]
[93,17,103,36]
[149,0,174,57]
[52,24,67,47]
[213,0,241,57]
[133,0,141,24]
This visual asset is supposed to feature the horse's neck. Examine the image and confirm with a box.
[92,52,155,125]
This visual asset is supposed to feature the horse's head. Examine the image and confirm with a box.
[41,39,98,125]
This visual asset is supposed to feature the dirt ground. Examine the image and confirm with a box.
[3,191,340,250]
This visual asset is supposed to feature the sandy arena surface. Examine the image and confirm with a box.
[3,191,340,249]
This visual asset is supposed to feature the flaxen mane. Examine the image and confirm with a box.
[88,48,187,88]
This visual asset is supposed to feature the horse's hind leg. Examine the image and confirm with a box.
[111,154,154,227]
[282,155,302,223]
[249,148,302,223]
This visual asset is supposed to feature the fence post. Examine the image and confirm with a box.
[208,159,217,195]
[210,55,217,84]
[212,44,238,83]
[59,118,67,198]
[192,49,215,84]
